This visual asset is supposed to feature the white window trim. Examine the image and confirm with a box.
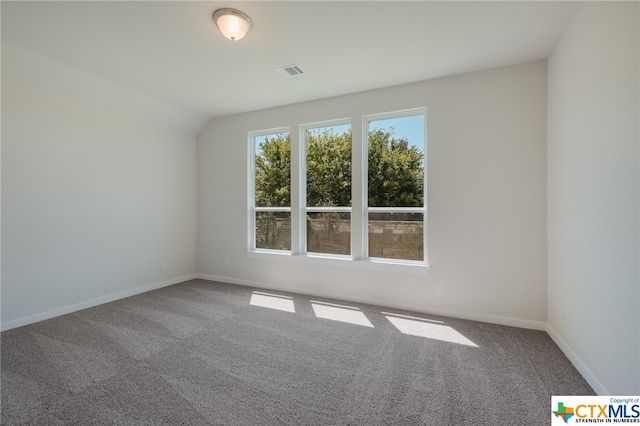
[363,108,428,264]
[248,109,429,269]
[300,118,352,258]
[247,249,430,274]
[248,127,291,252]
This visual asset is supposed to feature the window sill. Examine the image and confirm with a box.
[247,250,431,274]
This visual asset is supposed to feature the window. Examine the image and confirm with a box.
[303,121,352,256]
[250,129,291,251]
[365,112,425,262]
[249,108,427,266]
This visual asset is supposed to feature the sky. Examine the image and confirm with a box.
[308,114,425,152]
[368,115,424,151]
[257,113,425,153]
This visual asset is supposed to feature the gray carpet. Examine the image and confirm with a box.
[1,279,593,425]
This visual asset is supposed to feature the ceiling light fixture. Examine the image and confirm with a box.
[212,8,252,41]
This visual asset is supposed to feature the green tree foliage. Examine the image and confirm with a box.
[255,134,291,207]
[254,128,423,208]
[368,129,424,207]
[306,128,352,207]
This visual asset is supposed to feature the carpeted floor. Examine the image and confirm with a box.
[1,279,594,425]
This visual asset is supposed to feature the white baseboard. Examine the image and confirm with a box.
[196,273,547,331]
[0,274,199,332]
[545,323,609,395]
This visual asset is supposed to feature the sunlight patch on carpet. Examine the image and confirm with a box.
[311,301,374,328]
[384,313,478,347]
[250,292,295,313]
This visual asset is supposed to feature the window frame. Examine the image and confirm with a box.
[248,127,292,254]
[248,108,429,270]
[300,118,353,258]
[362,108,427,264]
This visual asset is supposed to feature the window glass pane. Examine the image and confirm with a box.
[255,132,291,208]
[368,212,423,261]
[368,115,424,207]
[307,212,351,255]
[306,124,351,207]
[256,211,291,250]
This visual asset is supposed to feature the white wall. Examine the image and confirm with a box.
[198,60,548,329]
[1,42,205,329]
[547,2,640,394]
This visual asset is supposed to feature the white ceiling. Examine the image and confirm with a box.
[1,1,581,120]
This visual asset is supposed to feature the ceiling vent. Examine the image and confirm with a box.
[277,65,305,78]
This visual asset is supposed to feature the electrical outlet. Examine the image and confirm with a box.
[438,283,446,294]
[162,262,167,271]
[224,259,230,268]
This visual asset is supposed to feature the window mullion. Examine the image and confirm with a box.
[248,133,256,251]
[290,127,303,255]
[351,119,365,261]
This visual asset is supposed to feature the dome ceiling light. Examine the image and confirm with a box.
[212,8,252,41]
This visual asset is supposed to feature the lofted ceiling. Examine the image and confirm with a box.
[1,1,581,120]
